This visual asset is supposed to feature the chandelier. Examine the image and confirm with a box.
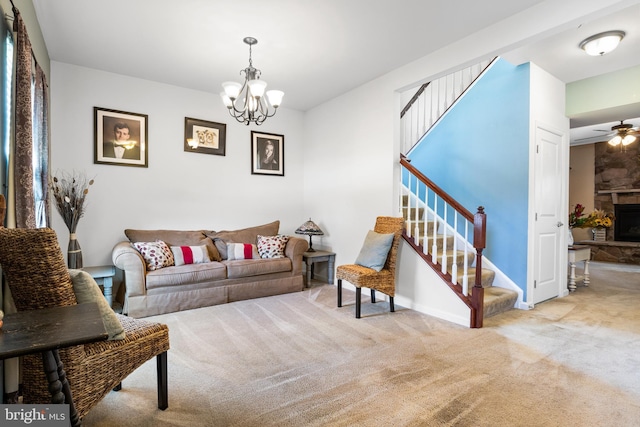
[220,37,284,126]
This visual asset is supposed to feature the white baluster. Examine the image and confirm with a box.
[441,203,448,274]
[451,211,458,286]
[414,179,420,241]
[463,221,469,296]
[431,196,439,261]
[423,187,429,254]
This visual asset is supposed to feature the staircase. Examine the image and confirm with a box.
[398,57,517,327]
[400,195,518,323]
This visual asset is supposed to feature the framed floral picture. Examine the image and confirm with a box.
[94,107,148,167]
[184,117,226,156]
[251,131,284,176]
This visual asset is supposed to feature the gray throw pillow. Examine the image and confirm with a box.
[69,269,125,340]
[354,230,395,272]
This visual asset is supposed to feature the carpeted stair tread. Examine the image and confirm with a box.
[451,267,495,288]
[402,207,424,221]
[414,234,453,250]
[474,286,518,318]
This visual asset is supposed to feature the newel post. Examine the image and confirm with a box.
[471,206,486,328]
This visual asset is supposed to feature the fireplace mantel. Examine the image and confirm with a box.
[597,189,640,204]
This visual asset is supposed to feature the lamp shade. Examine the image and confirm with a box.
[295,219,324,236]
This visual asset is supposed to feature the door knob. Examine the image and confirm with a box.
[557,221,564,227]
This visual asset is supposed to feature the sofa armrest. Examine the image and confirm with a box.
[285,236,309,276]
[112,241,147,298]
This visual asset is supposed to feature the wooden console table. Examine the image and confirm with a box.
[568,245,591,292]
[0,303,108,427]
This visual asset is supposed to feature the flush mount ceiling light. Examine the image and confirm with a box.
[579,30,625,56]
[220,37,284,126]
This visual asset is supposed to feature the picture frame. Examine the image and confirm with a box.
[94,107,148,167]
[251,131,284,176]
[184,117,226,156]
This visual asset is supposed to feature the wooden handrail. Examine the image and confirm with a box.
[400,154,474,221]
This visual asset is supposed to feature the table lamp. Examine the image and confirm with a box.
[295,218,324,252]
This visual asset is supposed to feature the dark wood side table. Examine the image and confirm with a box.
[303,250,336,286]
[0,303,108,427]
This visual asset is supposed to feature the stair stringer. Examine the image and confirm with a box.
[395,240,471,327]
[402,186,525,310]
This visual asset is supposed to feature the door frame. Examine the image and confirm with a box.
[527,121,569,307]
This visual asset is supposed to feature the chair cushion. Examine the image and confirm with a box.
[354,230,394,272]
[69,269,125,340]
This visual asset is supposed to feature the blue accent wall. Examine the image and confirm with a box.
[408,59,530,298]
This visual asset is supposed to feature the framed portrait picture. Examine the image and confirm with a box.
[94,107,148,167]
[251,131,284,176]
[184,117,226,156]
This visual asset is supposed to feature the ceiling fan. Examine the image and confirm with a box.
[607,120,639,146]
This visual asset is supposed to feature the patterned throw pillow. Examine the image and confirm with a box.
[170,245,211,266]
[226,243,259,260]
[133,240,175,271]
[257,235,289,259]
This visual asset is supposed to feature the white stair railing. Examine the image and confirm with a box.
[400,58,496,155]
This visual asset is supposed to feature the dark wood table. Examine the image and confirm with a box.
[0,303,108,427]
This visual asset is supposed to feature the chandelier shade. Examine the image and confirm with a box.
[220,37,284,126]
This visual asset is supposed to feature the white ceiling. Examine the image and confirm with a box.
[32,0,640,143]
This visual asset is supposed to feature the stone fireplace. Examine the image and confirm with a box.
[579,141,640,264]
[614,203,640,242]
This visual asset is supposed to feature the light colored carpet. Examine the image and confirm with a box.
[83,261,640,426]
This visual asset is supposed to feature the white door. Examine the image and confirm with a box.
[533,126,565,304]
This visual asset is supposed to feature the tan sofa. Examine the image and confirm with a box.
[112,221,308,318]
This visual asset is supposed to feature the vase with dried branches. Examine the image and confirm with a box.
[49,171,94,269]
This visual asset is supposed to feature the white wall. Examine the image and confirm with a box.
[50,62,305,266]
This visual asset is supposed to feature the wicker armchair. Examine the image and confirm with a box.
[336,216,405,318]
[0,227,170,420]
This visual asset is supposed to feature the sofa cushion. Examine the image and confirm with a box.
[145,262,227,290]
[227,243,259,260]
[133,240,175,271]
[212,237,229,260]
[225,258,292,279]
[171,245,210,266]
[205,220,280,255]
[125,229,221,261]
[257,234,289,259]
